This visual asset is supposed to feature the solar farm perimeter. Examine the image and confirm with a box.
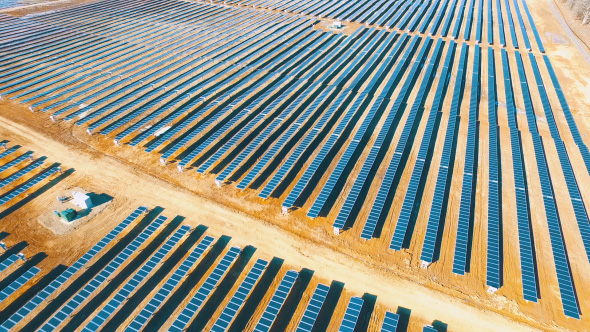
[1,0,590,330]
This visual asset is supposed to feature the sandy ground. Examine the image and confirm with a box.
[0,102,546,332]
[1,0,590,331]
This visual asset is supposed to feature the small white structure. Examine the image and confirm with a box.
[333,20,342,29]
[421,260,431,269]
[72,191,94,209]
[333,227,342,235]
[487,286,498,294]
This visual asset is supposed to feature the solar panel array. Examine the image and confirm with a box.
[210,259,268,332]
[125,235,215,332]
[486,47,502,291]
[452,44,481,275]
[380,311,400,332]
[338,296,364,332]
[82,225,190,331]
[209,0,545,53]
[169,246,241,332]
[39,214,168,331]
[295,283,330,332]
[0,206,147,332]
[0,207,426,331]
[0,266,40,303]
[1,0,589,324]
[0,143,67,210]
[253,269,299,332]
[500,49,538,303]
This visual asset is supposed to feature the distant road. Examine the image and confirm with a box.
[548,0,590,66]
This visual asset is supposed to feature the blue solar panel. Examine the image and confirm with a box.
[211,259,268,332]
[486,47,501,290]
[295,283,330,332]
[500,49,538,304]
[169,246,241,332]
[364,37,441,242]
[338,296,364,332]
[82,225,190,331]
[0,159,44,190]
[308,34,421,219]
[0,165,59,206]
[0,151,31,173]
[0,206,147,331]
[380,311,399,332]
[423,325,437,332]
[0,254,19,273]
[513,52,581,319]
[0,266,40,303]
[0,146,19,160]
[39,214,167,331]
[125,235,214,332]
[235,82,326,189]
[452,44,481,275]
[252,270,299,332]
[418,43,469,257]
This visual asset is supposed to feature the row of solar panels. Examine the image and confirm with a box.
[2,0,589,321]
[215,0,545,52]
[0,251,41,307]
[0,142,65,209]
[500,49,582,319]
[0,206,443,331]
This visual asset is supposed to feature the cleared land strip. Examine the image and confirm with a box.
[0,104,540,332]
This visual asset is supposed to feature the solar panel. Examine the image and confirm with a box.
[513,52,580,319]
[0,254,19,273]
[295,283,330,332]
[0,165,59,206]
[363,37,441,242]
[486,47,501,290]
[210,259,269,332]
[168,246,241,332]
[527,54,590,264]
[0,206,147,331]
[0,266,40,303]
[252,270,299,332]
[380,311,399,332]
[236,85,333,190]
[82,225,190,332]
[39,214,167,331]
[423,325,437,332]
[125,235,215,332]
[452,44,481,275]
[338,296,364,332]
[0,159,44,189]
[500,49,538,303]
[417,43,469,257]
[308,35,421,219]
[0,151,31,173]
[0,146,19,161]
